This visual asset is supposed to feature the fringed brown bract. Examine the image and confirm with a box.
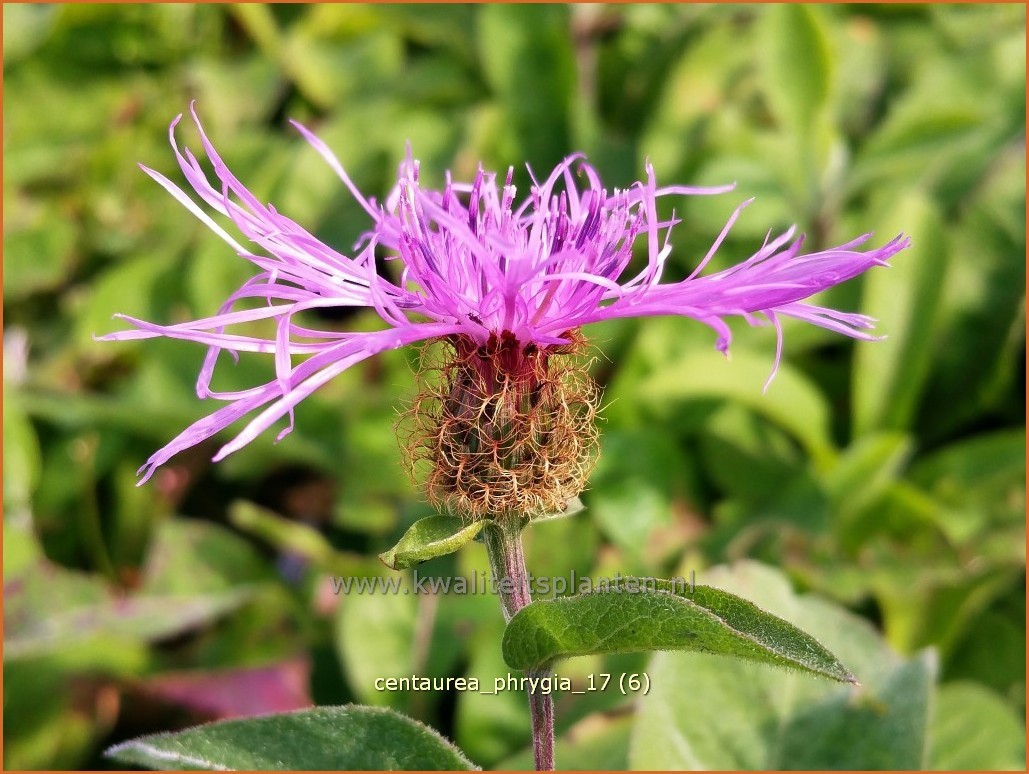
[401,331,600,520]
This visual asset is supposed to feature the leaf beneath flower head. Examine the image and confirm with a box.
[379,514,487,570]
[502,577,854,683]
[106,705,478,771]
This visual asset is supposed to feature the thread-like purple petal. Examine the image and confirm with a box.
[104,106,909,480]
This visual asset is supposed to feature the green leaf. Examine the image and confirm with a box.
[226,5,333,111]
[909,429,1026,542]
[851,107,985,192]
[845,27,1016,201]
[502,577,853,682]
[139,517,276,597]
[373,5,478,64]
[2,4,57,64]
[874,561,1020,657]
[230,500,383,577]
[686,156,795,242]
[771,654,935,769]
[334,585,417,709]
[831,8,887,136]
[3,512,44,580]
[760,5,832,137]
[185,237,258,322]
[379,514,486,570]
[521,510,600,588]
[929,683,1025,770]
[477,5,574,169]
[455,623,532,765]
[4,519,260,661]
[106,705,477,771]
[852,191,947,434]
[919,154,1025,437]
[824,431,913,510]
[5,650,131,770]
[230,500,340,565]
[78,251,180,352]
[823,431,914,548]
[631,562,937,770]
[5,563,253,660]
[588,430,700,562]
[2,392,41,514]
[635,346,836,465]
[946,610,1025,717]
[699,404,806,502]
[2,204,78,302]
[285,26,403,108]
[639,18,754,175]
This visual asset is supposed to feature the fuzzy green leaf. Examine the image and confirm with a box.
[502,578,853,682]
[379,514,485,570]
[106,706,477,771]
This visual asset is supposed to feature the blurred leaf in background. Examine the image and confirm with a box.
[3,3,1024,770]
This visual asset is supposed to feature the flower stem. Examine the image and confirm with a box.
[482,517,555,771]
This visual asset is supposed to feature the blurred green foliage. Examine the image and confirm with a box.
[3,3,1025,770]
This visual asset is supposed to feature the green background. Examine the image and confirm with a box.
[3,4,1025,770]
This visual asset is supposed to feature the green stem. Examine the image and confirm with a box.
[482,517,555,771]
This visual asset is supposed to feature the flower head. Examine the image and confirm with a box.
[102,105,909,499]
[402,331,599,519]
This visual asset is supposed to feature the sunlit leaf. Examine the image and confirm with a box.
[502,576,853,682]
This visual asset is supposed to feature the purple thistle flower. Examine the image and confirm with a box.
[101,105,909,485]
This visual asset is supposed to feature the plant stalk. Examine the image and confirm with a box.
[482,517,555,771]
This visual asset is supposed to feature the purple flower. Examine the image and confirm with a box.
[101,105,909,484]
